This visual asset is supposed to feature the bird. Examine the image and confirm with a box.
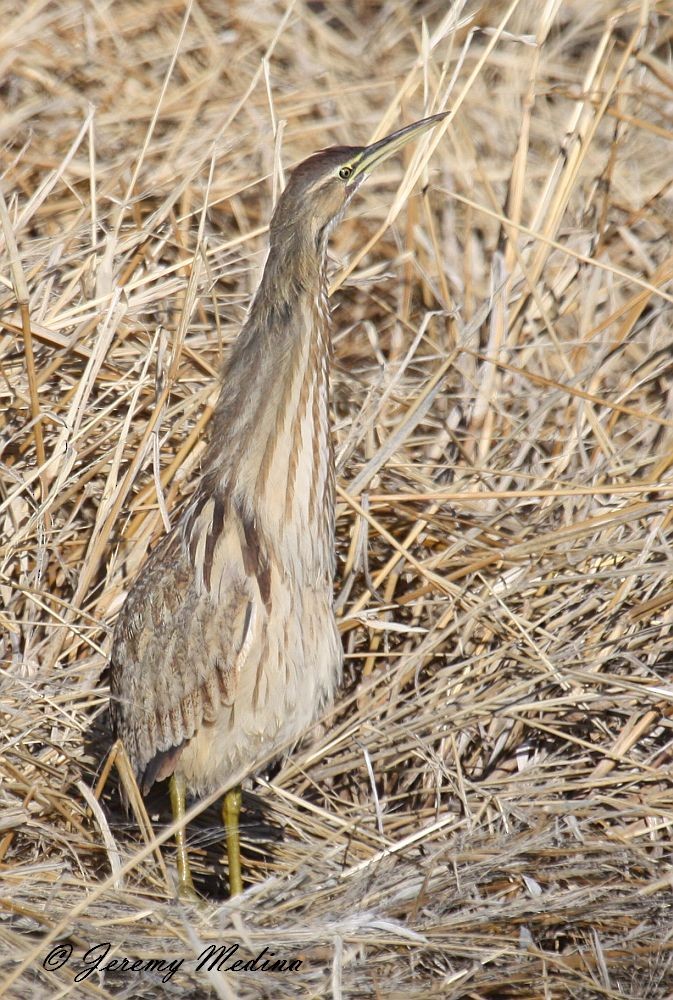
[109,111,447,897]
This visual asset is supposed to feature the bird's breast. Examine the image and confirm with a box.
[247,304,335,580]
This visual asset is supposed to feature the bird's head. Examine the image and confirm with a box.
[269,112,447,253]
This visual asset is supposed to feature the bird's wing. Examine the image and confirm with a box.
[110,493,268,792]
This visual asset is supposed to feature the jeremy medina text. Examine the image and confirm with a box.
[43,941,302,983]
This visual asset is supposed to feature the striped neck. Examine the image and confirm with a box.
[199,247,335,568]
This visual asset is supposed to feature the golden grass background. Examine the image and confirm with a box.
[2,0,673,996]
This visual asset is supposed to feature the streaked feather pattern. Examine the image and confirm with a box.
[110,184,343,796]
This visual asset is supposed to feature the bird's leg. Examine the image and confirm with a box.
[169,773,197,899]
[223,784,243,896]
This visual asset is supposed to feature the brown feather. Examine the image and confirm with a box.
[110,119,444,798]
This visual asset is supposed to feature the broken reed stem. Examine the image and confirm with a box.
[0,189,46,475]
[2,2,673,995]
[20,302,46,471]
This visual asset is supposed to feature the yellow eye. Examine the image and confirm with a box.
[338,165,353,180]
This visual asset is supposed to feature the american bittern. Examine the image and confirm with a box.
[110,112,446,897]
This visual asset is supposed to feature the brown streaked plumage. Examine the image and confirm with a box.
[110,112,447,897]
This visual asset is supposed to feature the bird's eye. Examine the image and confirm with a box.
[338,166,353,180]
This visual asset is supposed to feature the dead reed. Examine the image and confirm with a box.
[2,0,673,996]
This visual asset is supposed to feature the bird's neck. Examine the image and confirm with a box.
[201,241,335,564]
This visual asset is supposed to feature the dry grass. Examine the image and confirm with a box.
[2,0,673,996]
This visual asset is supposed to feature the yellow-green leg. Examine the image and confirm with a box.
[169,773,197,899]
[223,785,243,896]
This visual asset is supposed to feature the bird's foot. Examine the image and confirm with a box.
[174,874,201,903]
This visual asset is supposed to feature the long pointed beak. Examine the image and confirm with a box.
[351,112,447,181]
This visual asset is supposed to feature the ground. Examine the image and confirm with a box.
[1,1,673,997]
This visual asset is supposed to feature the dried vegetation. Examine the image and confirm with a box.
[2,0,673,996]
